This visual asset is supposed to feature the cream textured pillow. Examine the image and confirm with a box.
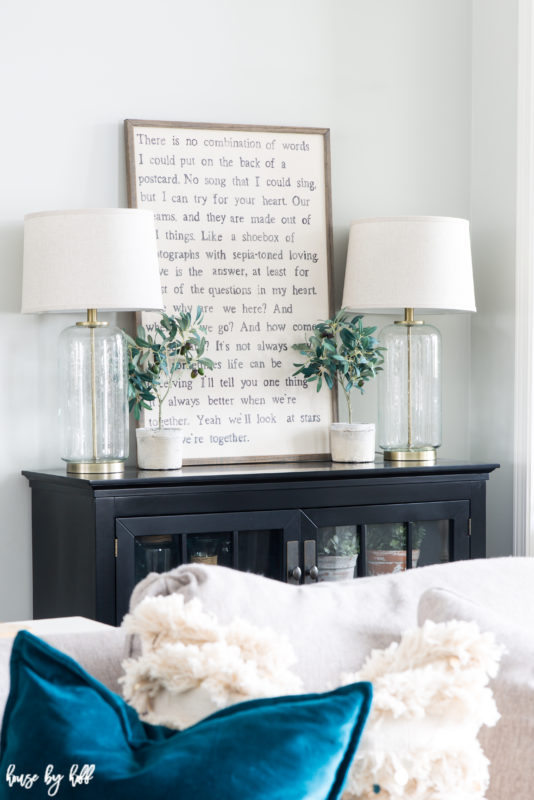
[119,593,302,729]
[340,619,502,800]
[418,587,534,800]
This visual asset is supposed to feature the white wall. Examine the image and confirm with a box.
[329,0,473,449]
[0,0,474,620]
[470,0,518,556]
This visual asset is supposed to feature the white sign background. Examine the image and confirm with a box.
[126,120,334,464]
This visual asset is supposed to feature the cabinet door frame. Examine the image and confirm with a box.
[301,500,470,577]
[115,509,301,623]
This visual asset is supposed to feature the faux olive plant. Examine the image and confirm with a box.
[319,523,426,558]
[318,527,359,558]
[366,523,426,551]
[292,308,386,424]
[125,308,214,429]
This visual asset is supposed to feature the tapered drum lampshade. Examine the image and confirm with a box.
[22,209,163,473]
[342,217,475,461]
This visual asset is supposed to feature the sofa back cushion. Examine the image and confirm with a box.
[128,557,534,691]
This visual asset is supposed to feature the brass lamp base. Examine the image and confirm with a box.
[383,448,437,463]
[66,460,126,475]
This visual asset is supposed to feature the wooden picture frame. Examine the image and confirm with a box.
[125,119,335,464]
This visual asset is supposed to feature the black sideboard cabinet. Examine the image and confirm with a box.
[23,460,499,626]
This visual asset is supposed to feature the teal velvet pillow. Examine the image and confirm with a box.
[0,632,371,799]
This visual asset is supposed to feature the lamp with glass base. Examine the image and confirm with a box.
[377,307,441,461]
[342,216,475,462]
[57,308,129,474]
[22,209,163,474]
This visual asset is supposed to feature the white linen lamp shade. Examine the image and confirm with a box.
[22,209,163,473]
[342,216,475,461]
[22,208,163,313]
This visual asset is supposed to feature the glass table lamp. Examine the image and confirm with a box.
[342,216,475,462]
[22,209,163,473]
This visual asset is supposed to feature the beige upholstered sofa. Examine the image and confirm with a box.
[1,557,532,799]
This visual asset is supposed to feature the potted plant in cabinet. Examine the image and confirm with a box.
[125,308,214,470]
[366,523,426,576]
[292,309,385,462]
[317,526,358,582]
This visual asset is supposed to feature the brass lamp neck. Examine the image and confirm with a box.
[394,307,424,326]
[76,308,109,328]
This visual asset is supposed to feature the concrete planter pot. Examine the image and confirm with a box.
[136,427,184,470]
[367,549,420,576]
[317,554,358,582]
[330,422,375,463]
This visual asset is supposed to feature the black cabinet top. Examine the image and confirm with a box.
[22,458,500,492]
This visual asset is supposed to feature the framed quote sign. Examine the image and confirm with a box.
[125,119,335,464]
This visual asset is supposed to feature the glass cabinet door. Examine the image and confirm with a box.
[116,510,300,622]
[303,501,470,582]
